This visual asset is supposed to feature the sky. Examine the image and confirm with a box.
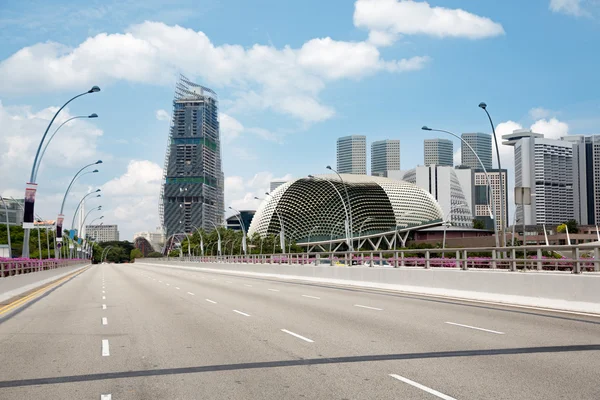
[1,0,599,240]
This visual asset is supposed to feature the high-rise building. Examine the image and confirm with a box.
[504,129,574,225]
[337,135,366,174]
[389,166,473,227]
[0,198,23,226]
[561,134,600,225]
[424,139,453,167]
[86,225,119,242]
[472,169,508,230]
[371,140,400,177]
[160,76,224,238]
[270,180,288,193]
[461,133,492,170]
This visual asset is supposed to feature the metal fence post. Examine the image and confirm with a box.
[425,250,430,269]
[462,250,468,270]
[491,249,497,269]
[394,251,398,268]
[595,248,600,272]
[511,249,517,271]
[369,252,374,267]
[537,248,543,271]
[573,247,581,274]
[400,251,405,267]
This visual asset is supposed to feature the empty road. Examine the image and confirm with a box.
[0,262,599,399]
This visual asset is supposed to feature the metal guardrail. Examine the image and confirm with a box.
[154,243,600,274]
[0,259,85,278]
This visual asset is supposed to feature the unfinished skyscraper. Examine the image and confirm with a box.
[160,76,224,238]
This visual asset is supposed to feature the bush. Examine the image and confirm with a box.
[146,251,163,258]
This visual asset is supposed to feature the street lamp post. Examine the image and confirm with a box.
[479,103,506,247]
[34,114,99,181]
[308,176,352,251]
[0,196,11,259]
[326,166,354,249]
[78,206,102,258]
[442,203,470,249]
[422,126,500,248]
[190,224,205,257]
[356,217,373,250]
[329,220,346,252]
[71,191,101,234]
[229,207,247,255]
[22,86,101,258]
[208,221,222,256]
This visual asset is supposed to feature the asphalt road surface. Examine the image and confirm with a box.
[0,262,599,399]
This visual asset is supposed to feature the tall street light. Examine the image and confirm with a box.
[356,217,373,250]
[57,160,102,244]
[479,102,506,246]
[190,224,205,257]
[308,175,352,251]
[326,166,354,249]
[22,86,101,258]
[34,114,99,181]
[208,221,222,256]
[89,216,104,225]
[70,190,101,234]
[79,206,102,257]
[229,206,247,255]
[422,126,499,248]
[0,196,12,259]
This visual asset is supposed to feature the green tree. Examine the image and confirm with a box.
[130,248,143,261]
[473,219,486,230]
[147,251,163,258]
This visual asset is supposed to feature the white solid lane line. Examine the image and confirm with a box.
[102,340,110,356]
[102,317,108,326]
[175,287,181,290]
[205,299,217,304]
[233,310,251,317]
[101,394,112,400]
[281,329,314,343]
[268,289,280,292]
[187,292,195,296]
[302,295,321,300]
[445,321,505,335]
[354,304,383,311]
[389,374,456,400]
[102,304,107,310]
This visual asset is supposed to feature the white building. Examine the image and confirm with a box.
[0,198,24,226]
[461,133,492,170]
[86,224,119,242]
[371,140,400,177]
[134,228,165,252]
[504,129,574,225]
[337,135,366,174]
[389,166,473,227]
[473,169,508,230]
[424,139,453,167]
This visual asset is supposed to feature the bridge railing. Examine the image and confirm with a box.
[156,243,600,274]
[0,259,86,278]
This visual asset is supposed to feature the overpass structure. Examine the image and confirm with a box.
[0,244,599,399]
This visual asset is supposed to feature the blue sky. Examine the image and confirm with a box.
[1,0,599,239]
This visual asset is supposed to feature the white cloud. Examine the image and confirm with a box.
[354,0,505,42]
[529,107,552,120]
[0,101,103,185]
[100,159,163,239]
[155,109,169,121]
[453,148,461,166]
[231,147,257,161]
[101,160,162,196]
[531,118,569,139]
[225,172,293,213]
[550,0,585,16]
[220,113,244,143]
[0,20,427,124]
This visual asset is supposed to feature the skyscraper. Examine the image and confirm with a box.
[371,139,400,177]
[424,139,453,167]
[504,129,574,225]
[160,76,224,238]
[337,135,366,174]
[461,133,492,170]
